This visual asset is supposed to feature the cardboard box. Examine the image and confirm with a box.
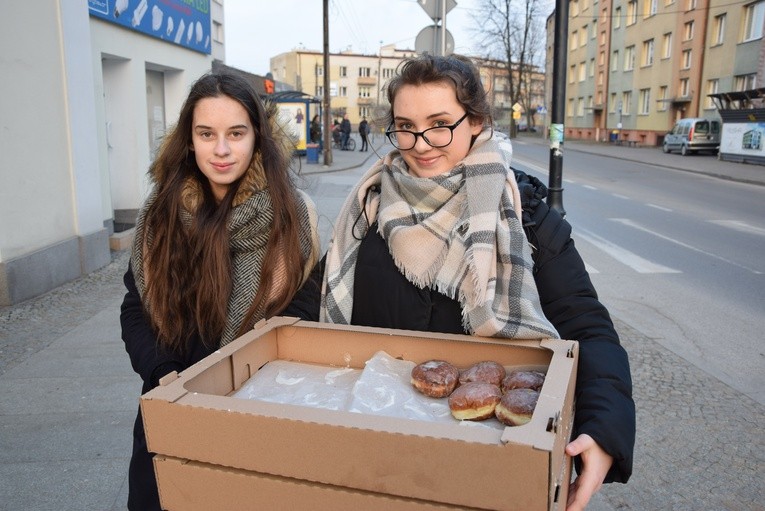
[142,317,578,511]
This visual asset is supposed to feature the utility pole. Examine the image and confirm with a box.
[547,0,568,216]
[322,0,332,165]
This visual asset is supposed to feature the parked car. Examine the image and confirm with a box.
[663,117,721,156]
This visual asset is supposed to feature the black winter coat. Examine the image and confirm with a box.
[285,169,635,484]
[120,264,216,511]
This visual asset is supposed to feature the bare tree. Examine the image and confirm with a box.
[471,0,546,136]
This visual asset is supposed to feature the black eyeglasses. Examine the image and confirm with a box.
[385,113,469,150]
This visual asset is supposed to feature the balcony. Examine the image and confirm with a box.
[357,76,377,86]
[357,97,375,106]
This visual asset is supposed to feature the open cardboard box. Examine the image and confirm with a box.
[142,317,578,511]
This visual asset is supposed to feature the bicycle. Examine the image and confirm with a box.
[333,137,356,151]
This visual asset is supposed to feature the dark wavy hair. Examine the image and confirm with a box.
[384,53,492,129]
[142,70,307,352]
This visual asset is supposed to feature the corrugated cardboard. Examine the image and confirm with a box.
[142,317,578,511]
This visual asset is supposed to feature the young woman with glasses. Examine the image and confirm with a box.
[285,53,634,510]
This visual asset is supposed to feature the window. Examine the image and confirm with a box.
[658,86,668,111]
[597,91,604,104]
[598,71,604,85]
[359,107,371,118]
[684,21,694,40]
[359,86,371,98]
[316,85,324,97]
[639,88,651,114]
[662,33,672,58]
[600,30,607,44]
[679,78,690,97]
[577,97,585,116]
[713,14,726,45]
[686,0,697,10]
[581,26,588,46]
[339,86,348,96]
[572,0,580,16]
[359,67,371,77]
[622,91,632,114]
[590,58,596,76]
[567,98,575,117]
[592,23,598,38]
[569,65,576,83]
[735,73,757,90]
[627,0,638,24]
[339,66,347,77]
[382,68,395,79]
[705,79,719,109]
[645,0,658,17]
[316,65,324,76]
[212,21,223,42]
[742,1,765,41]
[583,0,590,11]
[614,7,622,28]
[612,50,619,70]
[609,93,618,113]
[682,49,692,68]
[624,45,635,71]
[642,39,655,66]
[571,30,579,49]
[599,50,605,65]
[579,62,587,81]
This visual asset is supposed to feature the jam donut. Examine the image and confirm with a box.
[459,361,506,387]
[448,382,502,421]
[411,360,459,398]
[495,388,540,426]
[501,370,546,393]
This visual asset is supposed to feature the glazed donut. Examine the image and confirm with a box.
[448,382,502,421]
[459,361,506,386]
[495,388,540,426]
[501,370,546,393]
[411,360,459,398]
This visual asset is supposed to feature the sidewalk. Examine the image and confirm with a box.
[0,135,762,510]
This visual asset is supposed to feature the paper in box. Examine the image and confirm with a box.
[141,317,578,510]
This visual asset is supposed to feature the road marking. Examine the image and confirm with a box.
[709,220,765,237]
[575,228,681,273]
[583,185,598,190]
[647,203,673,212]
[611,218,763,274]
[612,193,629,200]
[584,261,600,274]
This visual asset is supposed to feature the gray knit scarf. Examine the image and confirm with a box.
[132,188,316,346]
[321,129,559,339]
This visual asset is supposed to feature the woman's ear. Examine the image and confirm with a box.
[469,117,483,136]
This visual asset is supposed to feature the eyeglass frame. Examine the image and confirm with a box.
[385,113,470,150]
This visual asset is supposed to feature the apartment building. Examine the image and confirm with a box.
[551,0,765,145]
[1,1,224,305]
[271,46,546,133]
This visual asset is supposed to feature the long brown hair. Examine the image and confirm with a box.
[142,70,308,352]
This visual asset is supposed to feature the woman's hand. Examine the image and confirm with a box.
[565,433,613,510]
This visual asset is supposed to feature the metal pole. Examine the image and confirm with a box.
[547,0,568,216]
[440,0,446,56]
[322,0,332,165]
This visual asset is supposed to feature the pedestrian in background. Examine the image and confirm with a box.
[120,70,319,511]
[359,116,369,151]
[340,113,351,150]
[310,114,321,144]
[284,53,634,511]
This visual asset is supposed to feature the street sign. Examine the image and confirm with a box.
[513,111,522,120]
[512,102,522,112]
[415,26,454,55]
[418,0,457,19]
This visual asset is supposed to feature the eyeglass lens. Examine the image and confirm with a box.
[390,127,453,150]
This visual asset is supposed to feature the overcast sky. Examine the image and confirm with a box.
[223,0,487,76]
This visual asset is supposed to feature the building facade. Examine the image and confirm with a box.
[0,1,225,305]
[550,0,765,145]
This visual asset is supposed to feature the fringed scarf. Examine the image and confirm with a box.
[320,129,559,339]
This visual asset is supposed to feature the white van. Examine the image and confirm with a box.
[663,118,721,156]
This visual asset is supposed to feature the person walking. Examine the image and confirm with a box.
[359,117,369,152]
[285,53,634,511]
[340,113,351,150]
[120,70,319,511]
[310,114,321,144]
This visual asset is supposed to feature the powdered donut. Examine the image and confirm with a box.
[459,361,506,386]
[411,360,459,398]
[501,370,546,393]
[448,382,502,421]
[495,388,540,426]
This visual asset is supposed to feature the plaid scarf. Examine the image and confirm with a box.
[321,130,559,339]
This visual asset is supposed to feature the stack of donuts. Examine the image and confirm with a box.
[410,360,546,426]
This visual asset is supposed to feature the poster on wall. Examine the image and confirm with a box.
[720,122,765,158]
[88,0,211,54]
[277,103,308,151]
